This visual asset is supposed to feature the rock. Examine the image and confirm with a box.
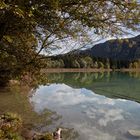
[53,128,62,140]
[128,129,140,137]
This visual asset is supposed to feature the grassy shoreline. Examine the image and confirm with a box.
[42,68,140,73]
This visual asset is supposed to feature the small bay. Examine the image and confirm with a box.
[1,72,140,140]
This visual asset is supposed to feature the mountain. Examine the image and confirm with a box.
[78,35,140,61]
[46,35,140,69]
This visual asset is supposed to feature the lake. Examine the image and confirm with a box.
[1,72,140,140]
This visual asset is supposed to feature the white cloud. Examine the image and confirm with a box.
[71,122,116,140]
[30,84,126,127]
[30,84,117,113]
[85,107,124,127]
[96,98,115,105]
[98,109,124,127]
[29,84,140,140]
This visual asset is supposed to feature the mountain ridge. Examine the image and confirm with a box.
[77,35,140,61]
[45,35,140,69]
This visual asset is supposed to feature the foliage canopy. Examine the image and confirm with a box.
[0,0,140,84]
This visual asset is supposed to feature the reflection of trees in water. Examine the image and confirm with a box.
[36,71,140,87]
[45,72,140,103]
[47,73,65,83]
[129,72,140,79]
[72,73,81,81]
[80,73,89,83]
[47,72,111,85]
[24,71,140,139]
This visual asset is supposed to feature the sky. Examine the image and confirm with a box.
[44,0,140,55]
[47,30,140,56]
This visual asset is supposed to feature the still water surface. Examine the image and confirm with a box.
[1,72,140,140]
[29,73,140,140]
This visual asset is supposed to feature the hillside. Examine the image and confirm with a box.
[79,35,140,61]
[45,35,140,69]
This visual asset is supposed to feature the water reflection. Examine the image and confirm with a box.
[46,72,140,103]
[0,86,54,128]
[30,82,140,140]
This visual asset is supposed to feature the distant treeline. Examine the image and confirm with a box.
[43,54,140,69]
[43,34,140,69]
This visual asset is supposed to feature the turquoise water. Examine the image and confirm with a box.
[29,72,140,140]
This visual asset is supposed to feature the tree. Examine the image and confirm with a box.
[71,60,80,68]
[84,56,93,68]
[98,61,104,69]
[105,58,110,69]
[78,58,87,68]
[0,0,140,84]
[93,61,98,69]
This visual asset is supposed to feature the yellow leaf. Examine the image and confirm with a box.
[3,36,13,43]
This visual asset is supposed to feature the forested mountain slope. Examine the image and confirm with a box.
[80,35,140,60]
[45,35,140,69]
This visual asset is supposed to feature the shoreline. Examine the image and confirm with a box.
[41,68,140,73]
